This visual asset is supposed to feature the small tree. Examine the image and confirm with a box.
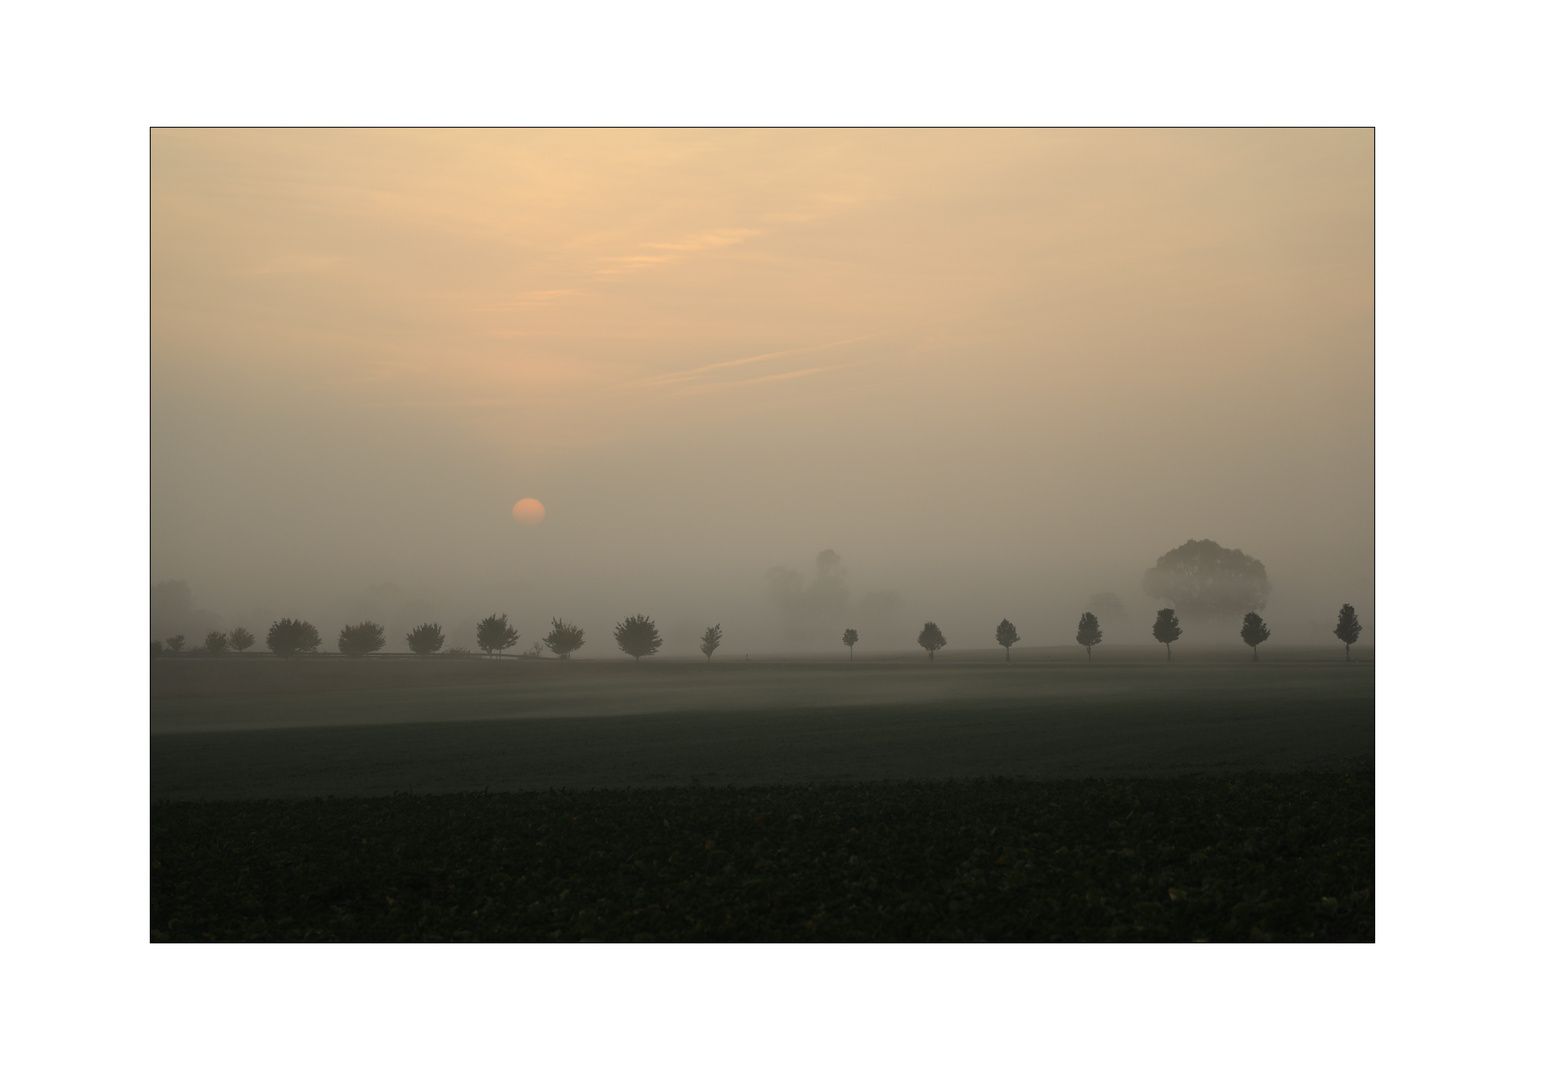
[1334,604,1362,662]
[544,618,586,660]
[151,640,163,659]
[267,618,321,657]
[165,634,185,653]
[476,614,519,657]
[917,621,947,661]
[1152,608,1181,661]
[614,614,662,662]
[842,628,858,660]
[205,630,229,657]
[1076,613,1102,660]
[1240,611,1270,661]
[995,618,1020,660]
[338,621,386,657]
[700,624,722,662]
[406,622,446,657]
[229,626,255,653]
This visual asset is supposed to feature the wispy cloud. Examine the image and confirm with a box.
[634,331,891,389]
[593,228,761,278]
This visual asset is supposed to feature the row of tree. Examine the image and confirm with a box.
[151,605,1365,662]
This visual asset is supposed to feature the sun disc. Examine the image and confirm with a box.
[512,497,546,525]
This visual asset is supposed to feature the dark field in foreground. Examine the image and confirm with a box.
[151,659,1372,800]
[151,771,1373,942]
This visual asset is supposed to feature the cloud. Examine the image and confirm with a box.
[592,227,761,278]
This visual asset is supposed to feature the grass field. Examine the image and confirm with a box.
[150,653,1372,941]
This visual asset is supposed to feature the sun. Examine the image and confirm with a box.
[512,497,546,525]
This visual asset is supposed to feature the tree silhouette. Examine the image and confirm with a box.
[843,628,858,660]
[406,622,445,656]
[1076,613,1102,660]
[166,634,185,653]
[917,621,947,661]
[229,626,255,653]
[266,618,321,657]
[476,614,519,657]
[1334,604,1361,662]
[700,624,722,662]
[205,630,229,657]
[151,640,163,659]
[614,614,663,662]
[1152,608,1182,661]
[1240,611,1270,661]
[544,618,586,660]
[1142,539,1271,620]
[995,618,1020,660]
[338,621,386,657]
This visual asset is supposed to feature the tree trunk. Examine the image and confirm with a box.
[1345,644,1351,662]
[1085,645,1092,660]
[1252,645,1258,661]
[1005,647,1011,661]
[928,651,934,661]
[1165,643,1171,661]
[848,646,853,661]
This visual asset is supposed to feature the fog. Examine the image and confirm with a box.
[151,130,1372,655]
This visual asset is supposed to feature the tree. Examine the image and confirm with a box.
[842,628,858,660]
[917,621,947,660]
[1076,613,1102,660]
[995,618,1020,660]
[614,614,662,662]
[338,621,387,657]
[1152,608,1182,661]
[544,618,586,660]
[166,634,185,653]
[151,640,163,659]
[229,626,255,653]
[1142,539,1271,620]
[406,622,445,656]
[1334,604,1362,662]
[700,624,722,662]
[266,618,321,657]
[1240,612,1270,661]
[476,614,519,657]
[205,630,229,657]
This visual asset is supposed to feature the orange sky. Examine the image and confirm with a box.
[152,129,1372,649]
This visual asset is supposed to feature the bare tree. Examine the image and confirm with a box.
[1240,612,1270,661]
[228,627,255,652]
[1152,608,1182,661]
[614,614,663,662]
[917,621,947,661]
[1076,613,1102,660]
[842,628,858,660]
[544,618,586,660]
[1334,604,1362,662]
[700,624,722,661]
[995,618,1020,660]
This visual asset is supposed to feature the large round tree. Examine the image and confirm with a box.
[1142,539,1271,621]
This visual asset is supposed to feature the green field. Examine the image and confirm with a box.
[151,650,1372,799]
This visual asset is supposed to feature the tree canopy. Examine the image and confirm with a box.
[267,618,321,657]
[544,618,586,660]
[1334,604,1361,661]
[338,621,386,657]
[614,614,663,661]
[995,618,1020,659]
[476,614,519,656]
[205,630,229,656]
[917,621,947,660]
[1240,611,1270,660]
[1142,539,1271,619]
[1152,608,1182,660]
[700,624,722,661]
[166,634,185,653]
[406,622,445,656]
[1076,613,1102,659]
[842,628,858,660]
[228,626,255,652]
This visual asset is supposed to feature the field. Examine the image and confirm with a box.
[150,650,1373,941]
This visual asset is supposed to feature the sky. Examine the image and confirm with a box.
[151,128,1372,653]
